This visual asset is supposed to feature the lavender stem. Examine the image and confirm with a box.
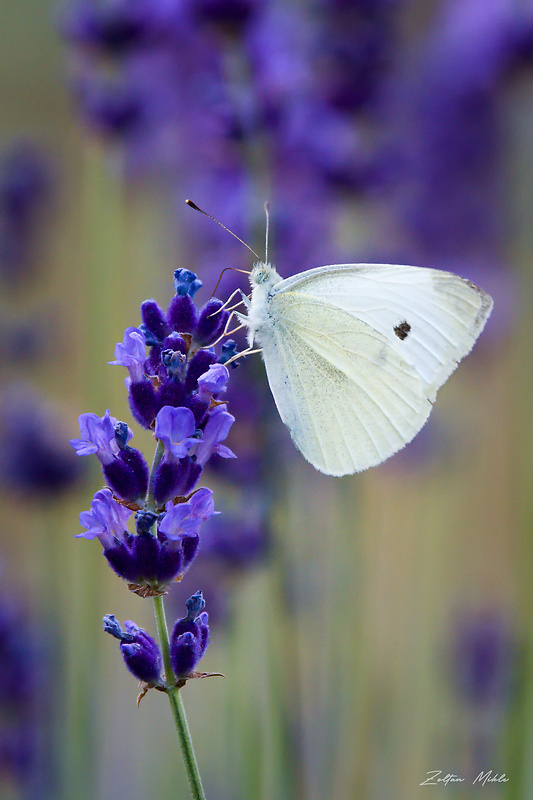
[152,594,207,800]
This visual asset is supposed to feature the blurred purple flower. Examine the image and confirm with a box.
[0,141,51,283]
[0,583,49,794]
[74,75,151,139]
[0,386,84,498]
[311,0,399,113]
[63,0,182,55]
[386,0,533,262]
[452,609,517,706]
[184,0,261,31]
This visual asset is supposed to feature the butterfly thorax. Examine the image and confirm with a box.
[245,262,282,348]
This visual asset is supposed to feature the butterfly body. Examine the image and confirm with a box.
[240,261,493,476]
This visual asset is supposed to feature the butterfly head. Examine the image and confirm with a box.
[250,261,280,288]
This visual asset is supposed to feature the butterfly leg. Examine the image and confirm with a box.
[238,289,251,309]
[208,311,247,347]
[208,288,249,317]
[223,347,262,367]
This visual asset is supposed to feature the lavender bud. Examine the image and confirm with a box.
[128,379,159,428]
[103,616,162,685]
[163,332,187,353]
[135,510,157,534]
[140,299,170,344]
[170,592,210,679]
[184,350,217,395]
[194,299,229,346]
[102,458,143,503]
[153,458,190,506]
[173,268,202,298]
[218,339,241,369]
[167,294,198,334]
[118,447,149,500]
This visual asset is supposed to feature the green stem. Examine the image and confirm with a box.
[152,595,207,800]
[146,439,165,512]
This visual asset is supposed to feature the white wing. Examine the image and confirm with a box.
[273,263,493,399]
[258,293,432,475]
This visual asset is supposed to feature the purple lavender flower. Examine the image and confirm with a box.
[159,488,218,540]
[77,488,133,550]
[195,406,236,466]
[170,591,210,679]
[174,268,203,298]
[140,298,171,344]
[119,274,229,430]
[109,326,147,383]
[70,410,148,503]
[196,363,229,401]
[154,406,199,459]
[103,615,162,684]
[77,487,216,592]
[70,409,119,462]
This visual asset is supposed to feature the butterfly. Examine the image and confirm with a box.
[236,260,492,476]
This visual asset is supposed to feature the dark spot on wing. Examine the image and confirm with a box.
[394,321,411,340]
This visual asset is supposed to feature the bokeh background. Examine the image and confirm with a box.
[1,0,532,798]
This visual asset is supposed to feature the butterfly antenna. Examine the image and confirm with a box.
[264,201,270,263]
[210,266,251,299]
[185,199,260,260]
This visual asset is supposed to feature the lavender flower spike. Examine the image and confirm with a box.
[108,326,147,383]
[70,409,118,464]
[195,406,236,466]
[154,405,199,460]
[77,487,132,550]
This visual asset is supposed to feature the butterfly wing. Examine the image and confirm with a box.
[273,264,493,400]
[258,292,432,475]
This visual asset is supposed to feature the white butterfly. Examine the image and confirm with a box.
[236,261,493,476]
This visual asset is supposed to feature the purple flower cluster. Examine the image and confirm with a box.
[122,268,230,434]
[103,590,209,686]
[71,269,235,600]
[77,487,215,594]
[61,0,402,275]
[383,0,533,268]
[69,269,242,688]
